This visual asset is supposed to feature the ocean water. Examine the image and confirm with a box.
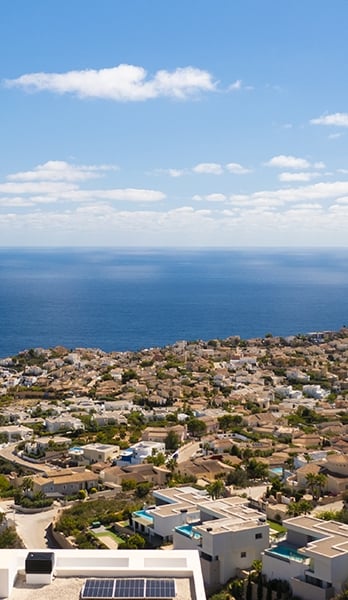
[0,247,347,358]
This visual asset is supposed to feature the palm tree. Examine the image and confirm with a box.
[22,477,34,496]
[207,479,225,500]
[305,472,317,498]
[315,473,327,500]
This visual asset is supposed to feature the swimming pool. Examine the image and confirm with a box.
[268,543,308,562]
[175,524,202,540]
[133,510,154,523]
[270,467,283,476]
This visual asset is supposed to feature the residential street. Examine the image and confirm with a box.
[0,499,61,549]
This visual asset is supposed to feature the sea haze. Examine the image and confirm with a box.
[0,247,347,358]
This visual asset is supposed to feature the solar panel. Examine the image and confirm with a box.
[114,578,145,598]
[145,579,175,598]
[81,578,176,599]
[82,579,114,599]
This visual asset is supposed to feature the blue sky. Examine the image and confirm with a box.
[1,0,348,247]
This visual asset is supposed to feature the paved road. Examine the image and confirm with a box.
[0,443,52,474]
[0,499,61,549]
[176,441,202,464]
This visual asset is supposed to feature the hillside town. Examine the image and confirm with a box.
[1,328,348,599]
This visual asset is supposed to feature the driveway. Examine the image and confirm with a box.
[0,499,62,549]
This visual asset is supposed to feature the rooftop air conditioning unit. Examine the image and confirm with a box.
[25,552,55,585]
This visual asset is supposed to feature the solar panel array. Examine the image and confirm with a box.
[81,578,176,599]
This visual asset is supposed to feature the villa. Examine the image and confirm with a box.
[262,515,348,600]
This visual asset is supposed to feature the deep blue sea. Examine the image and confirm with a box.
[0,247,347,358]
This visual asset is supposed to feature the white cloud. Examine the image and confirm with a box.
[0,181,78,195]
[7,160,118,182]
[70,188,166,202]
[228,80,242,91]
[192,162,223,175]
[265,155,311,169]
[225,162,251,174]
[0,161,165,205]
[155,168,187,177]
[278,172,321,182]
[193,193,227,202]
[4,64,217,101]
[329,132,343,139]
[231,180,348,205]
[310,113,348,127]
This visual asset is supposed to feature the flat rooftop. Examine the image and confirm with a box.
[0,549,206,600]
[8,575,192,600]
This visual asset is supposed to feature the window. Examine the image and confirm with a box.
[255,533,263,539]
[241,552,246,558]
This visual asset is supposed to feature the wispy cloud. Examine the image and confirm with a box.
[192,163,223,175]
[4,64,218,101]
[278,171,322,182]
[192,193,227,202]
[7,160,119,182]
[230,180,348,205]
[265,155,311,169]
[0,161,165,205]
[226,162,251,174]
[310,112,348,127]
[156,161,252,177]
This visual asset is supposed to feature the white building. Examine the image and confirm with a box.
[0,548,205,600]
[132,487,269,592]
[45,417,84,433]
[117,441,165,466]
[262,515,348,600]
[80,443,120,464]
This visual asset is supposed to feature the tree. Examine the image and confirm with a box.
[207,479,225,500]
[287,499,312,517]
[246,576,252,600]
[165,431,180,451]
[187,418,207,439]
[226,466,248,488]
[246,458,269,481]
[218,414,243,432]
[305,472,327,501]
[135,481,153,498]
[229,579,244,600]
[121,479,137,492]
[257,572,264,600]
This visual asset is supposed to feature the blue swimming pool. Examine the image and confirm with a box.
[175,524,202,539]
[133,510,154,522]
[270,467,283,476]
[268,543,308,562]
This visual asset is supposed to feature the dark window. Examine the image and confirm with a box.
[241,552,246,558]
[255,533,263,539]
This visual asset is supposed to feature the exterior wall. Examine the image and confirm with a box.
[174,523,269,587]
[83,445,120,463]
[262,551,308,583]
[291,577,335,600]
[152,510,200,539]
[330,552,348,592]
[205,526,268,585]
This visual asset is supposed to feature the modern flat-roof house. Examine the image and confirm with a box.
[131,487,269,593]
[262,515,348,600]
[80,443,120,464]
[117,441,165,466]
[0,548,206,600]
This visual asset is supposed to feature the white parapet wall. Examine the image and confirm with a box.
[0,548,206,600]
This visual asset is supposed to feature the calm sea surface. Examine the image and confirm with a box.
[0,247,347,358]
